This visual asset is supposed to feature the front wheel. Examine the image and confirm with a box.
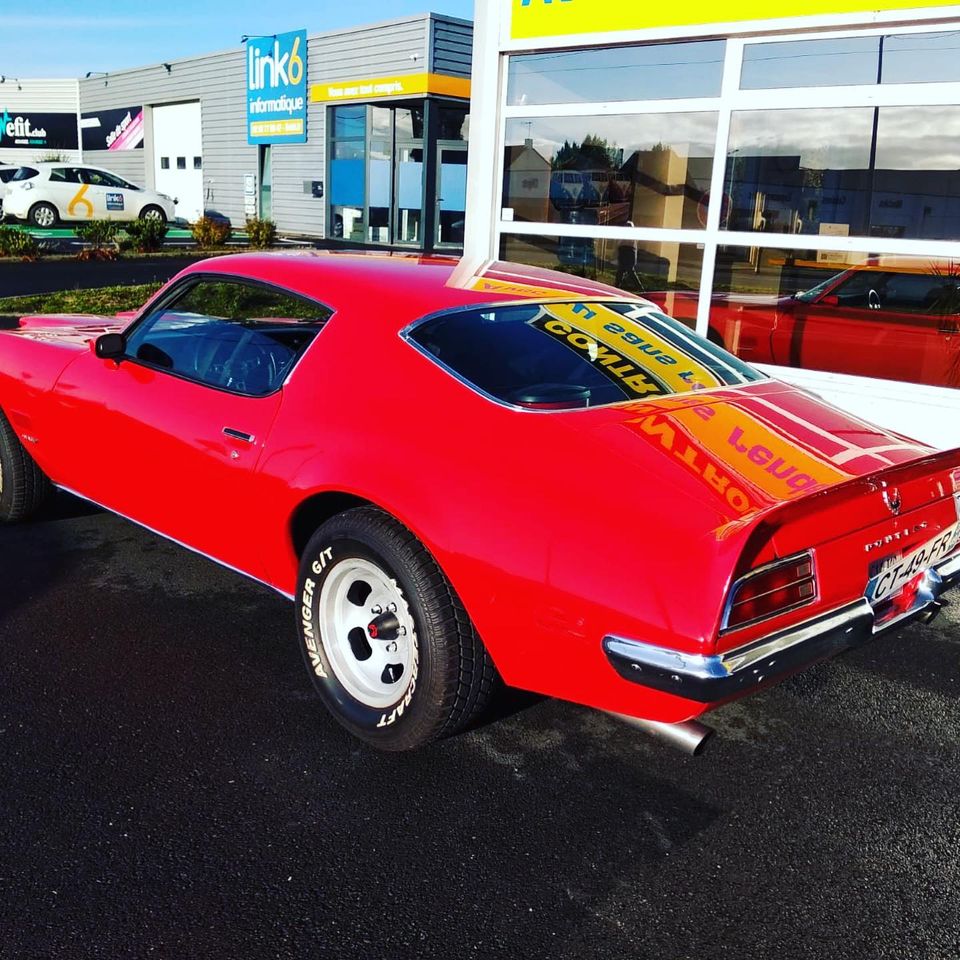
[139,205,167,224]
[0,409,51,523]
[297,506,495,750]
[28,202,58,229]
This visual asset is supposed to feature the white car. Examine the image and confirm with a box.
[3,162,177,227]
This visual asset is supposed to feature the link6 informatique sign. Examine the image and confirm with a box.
[247,29,307,145]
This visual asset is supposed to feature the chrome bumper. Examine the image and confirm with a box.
[604,551,960,703]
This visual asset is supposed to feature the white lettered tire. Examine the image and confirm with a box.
[296,506,495,750]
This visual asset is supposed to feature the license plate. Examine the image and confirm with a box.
[866,524,959,605]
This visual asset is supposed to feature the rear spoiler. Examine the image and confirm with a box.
[734,445,960,574]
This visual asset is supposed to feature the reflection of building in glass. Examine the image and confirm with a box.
[726,154,960,241]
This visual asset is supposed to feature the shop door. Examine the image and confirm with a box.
[153,102,203,222]
[436,145,468,248]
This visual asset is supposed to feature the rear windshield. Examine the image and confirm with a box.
[408,301,763,409]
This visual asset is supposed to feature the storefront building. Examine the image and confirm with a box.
[0,14,471,252]
[464,0,960,447]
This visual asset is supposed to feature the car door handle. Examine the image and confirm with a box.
[223,427,255,444]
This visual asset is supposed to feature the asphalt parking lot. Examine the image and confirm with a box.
[3,494,960,960]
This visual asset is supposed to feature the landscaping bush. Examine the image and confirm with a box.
[0,226,41,260]
[75,220,120,260]
[124,217,169,252]
[245,217,277,249]
[191,216,232,249]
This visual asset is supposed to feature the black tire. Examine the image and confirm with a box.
[0,408,52,523]
[28,202,58,229]
[139,205,167,224]
[297,506,495,751]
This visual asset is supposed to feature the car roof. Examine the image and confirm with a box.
[181,251,639,329]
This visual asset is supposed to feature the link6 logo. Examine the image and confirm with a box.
[248,33,305,90]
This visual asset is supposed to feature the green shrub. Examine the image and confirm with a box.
[245,217,277,249]
[191,216,232,249]
[124,217,169,252]
[0,226,41,260]
[75,220,121,260]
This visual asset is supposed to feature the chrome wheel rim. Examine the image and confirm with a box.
[142,208,163,222]
[35,207,54,227]
[317,558,417,709]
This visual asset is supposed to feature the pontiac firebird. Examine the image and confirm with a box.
[1,252,958,753]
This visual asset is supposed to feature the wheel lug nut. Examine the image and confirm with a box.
[386,641,398,652]
[371,605,383,615]
[398,626,407,636]
[387,602,397,613]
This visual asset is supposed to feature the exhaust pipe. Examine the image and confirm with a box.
[608,712,715,755]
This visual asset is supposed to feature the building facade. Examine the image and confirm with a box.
[0,14,471,252]
[464,0,960,448]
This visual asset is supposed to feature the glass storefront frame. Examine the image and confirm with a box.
[327,98,469,250]
[492,20,960,343]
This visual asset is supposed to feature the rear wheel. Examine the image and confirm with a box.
[28,202,58,229]
[0,409,51,523]
[297,506,496,750]
[139,205,167,223]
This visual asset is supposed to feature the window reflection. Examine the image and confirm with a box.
[507,40,725,105]
[882,31,960,84]
[724,105,960,241]
[741,37,879,89]
[710,247,960,388]
[500,234,704,327]
[741,31,960,88]
[504,114,717,230]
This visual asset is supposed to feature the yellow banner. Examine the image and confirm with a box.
[310,73,470,103]
[510,0,958,39]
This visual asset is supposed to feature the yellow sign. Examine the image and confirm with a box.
[510,0,958,39]
[310,73,470,103]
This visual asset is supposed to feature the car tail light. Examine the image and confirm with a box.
[723,552,817,632]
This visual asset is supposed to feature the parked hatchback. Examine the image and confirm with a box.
[3,163,176,227]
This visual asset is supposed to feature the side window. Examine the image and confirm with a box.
[124,278,332,396]
[82,169,125,188]
[49,167,82,184]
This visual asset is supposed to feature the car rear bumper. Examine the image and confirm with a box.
[603,551,960,703]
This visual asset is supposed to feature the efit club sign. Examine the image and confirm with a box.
[246,29,307,145]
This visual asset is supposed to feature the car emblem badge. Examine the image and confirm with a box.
[882,486,902,516]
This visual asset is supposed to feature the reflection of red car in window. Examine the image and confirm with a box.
[647,259,960,388]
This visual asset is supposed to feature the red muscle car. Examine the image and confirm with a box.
[1,252,959,753]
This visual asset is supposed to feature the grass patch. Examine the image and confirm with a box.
[0,282,163,316]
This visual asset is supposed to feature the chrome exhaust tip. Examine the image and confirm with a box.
[607,712,715,756]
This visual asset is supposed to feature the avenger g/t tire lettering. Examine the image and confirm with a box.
[0,408,51,523]
[297,506,495,750]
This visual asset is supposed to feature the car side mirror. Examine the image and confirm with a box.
[95,332,126,360]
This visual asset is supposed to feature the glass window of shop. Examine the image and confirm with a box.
[740,30,960,89]
[506,40,726,105]
[503,113,718,231]
[328,102,467,248]
[723,105,960,242]
[710,247,960,389]
[497,27,960,396]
